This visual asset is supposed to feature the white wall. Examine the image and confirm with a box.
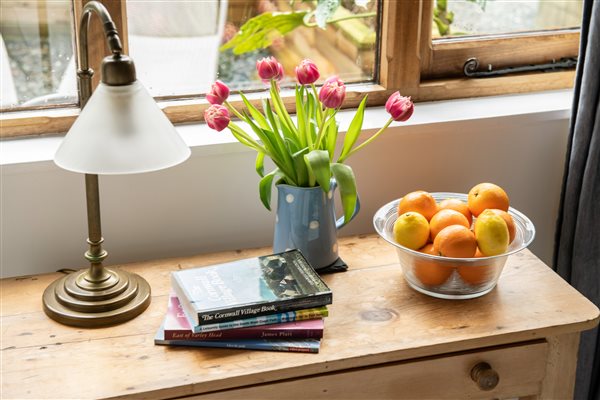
[0,92,571,278]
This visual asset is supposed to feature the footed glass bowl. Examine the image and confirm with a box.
[373,192,535,299]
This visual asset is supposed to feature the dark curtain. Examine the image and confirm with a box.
[553,0,600,399]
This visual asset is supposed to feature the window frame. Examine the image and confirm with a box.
[0,0,578,139]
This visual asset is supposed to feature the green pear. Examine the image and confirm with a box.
[474,210,509,256]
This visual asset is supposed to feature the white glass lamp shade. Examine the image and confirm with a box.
[54,81,190,174]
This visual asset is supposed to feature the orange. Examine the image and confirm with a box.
[413,243,453,286]
[433,225,477,258]
[429,209,471,241]
[458,263,494,285]
[393,212,430,250]
[486,209,516,244]
[398,191,438,221]
[467,183,510,217]
[438,198,473,226]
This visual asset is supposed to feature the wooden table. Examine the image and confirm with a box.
[2,234,598,399]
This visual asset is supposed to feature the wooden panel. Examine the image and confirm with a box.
[379,0,423,90]
[425,31,579,79]
[186,341,548,400]
[0,69,575,139]
[1,234,598,399]
[539,333,580,399]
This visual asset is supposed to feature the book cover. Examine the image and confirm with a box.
[171,250,332,326]
[165,294,324,340]
[155,324,320,353]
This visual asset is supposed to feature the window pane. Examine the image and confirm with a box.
[125,0,379,98]
[0,0,76,110]
[433,0,583,39]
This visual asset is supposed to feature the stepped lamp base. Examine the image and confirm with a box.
[42,267,151,328]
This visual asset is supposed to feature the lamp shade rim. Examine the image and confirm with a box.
[53,147,191,175]
[54,81,191,175]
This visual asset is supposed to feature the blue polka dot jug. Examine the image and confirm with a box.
[273,179,360,271]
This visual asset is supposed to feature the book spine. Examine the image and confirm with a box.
[196,293,333,325]
[164,324,324,341]
[157,339,320,353]
[171,274,199,327]
[192,307,328,333]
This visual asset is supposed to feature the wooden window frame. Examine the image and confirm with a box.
[0,0,578,139]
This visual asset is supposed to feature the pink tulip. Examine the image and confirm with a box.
[319,76,346,109]
[204,104,230,132]
[206,80,230,105]
[385,92,414,122]
[295,59,320,85]
[256,56,284,81]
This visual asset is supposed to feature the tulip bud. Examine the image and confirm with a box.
[319,76,346,109]
[256,56,284,81]
[204,104,231,132]
[206,80,230,105]
[385,92,414,122]
[295,59,320,85]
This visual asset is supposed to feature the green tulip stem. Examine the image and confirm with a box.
[311,83,323,120]
[224,100,246,122]
[228,121,266,152]
[314,108,334,150]
[343,117,394,160]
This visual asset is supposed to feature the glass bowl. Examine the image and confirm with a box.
[373,192,535,299]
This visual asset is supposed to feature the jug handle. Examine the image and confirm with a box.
[330,179,361,229]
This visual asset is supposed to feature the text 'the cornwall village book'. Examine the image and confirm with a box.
[171,250,332,327]
[164,293,325,340]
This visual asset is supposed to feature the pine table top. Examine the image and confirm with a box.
[1,234,598,399]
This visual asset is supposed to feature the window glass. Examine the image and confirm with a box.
[125,0,379,98]
[0,0,76,110]
[433,0,583,39]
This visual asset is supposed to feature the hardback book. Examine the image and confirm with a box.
[164,293,324,340]
[171,250,332,327]
[155,324,321,353]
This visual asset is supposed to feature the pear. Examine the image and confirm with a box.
[474,210,509,256]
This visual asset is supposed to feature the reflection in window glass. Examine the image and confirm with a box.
[0,0,76,109]
[433,0,583,39]
[126,0,379,98]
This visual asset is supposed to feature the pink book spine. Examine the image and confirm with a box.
[164,294,324,341]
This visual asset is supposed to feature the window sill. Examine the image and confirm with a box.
[0,89,572,171]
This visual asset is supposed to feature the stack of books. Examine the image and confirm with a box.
[154,250,333,353]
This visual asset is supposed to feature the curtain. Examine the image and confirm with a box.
[553,0,600,399]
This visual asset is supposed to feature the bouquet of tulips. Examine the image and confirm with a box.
[204,57,413,221]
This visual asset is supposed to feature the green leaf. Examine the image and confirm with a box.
[270,80,297,137]
[304,150,331,191]
[331,163,357,223]
[315,0,341,29]
[258,169,280,211]
[295,86,308,149]
[240,93,270,131]
[338,95,367,162]
[292,147,310,187]
[263,99,280,133]
[255,152,265,177]
[220,11,308,55]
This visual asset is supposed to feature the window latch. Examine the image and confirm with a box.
[463,57,578,78]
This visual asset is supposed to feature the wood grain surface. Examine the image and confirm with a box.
[1,234,598,399]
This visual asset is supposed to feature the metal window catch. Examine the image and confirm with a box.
[463,57,577,78]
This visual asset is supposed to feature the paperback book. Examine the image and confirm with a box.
[171,250,332,327]
[155,324,321,353]
[165,294,325,340]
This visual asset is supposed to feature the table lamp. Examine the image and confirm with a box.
[42,1,191,327]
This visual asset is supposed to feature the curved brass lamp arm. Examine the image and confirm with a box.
[77,1,123,107]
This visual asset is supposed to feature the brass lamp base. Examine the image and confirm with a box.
[42,267,151,328]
